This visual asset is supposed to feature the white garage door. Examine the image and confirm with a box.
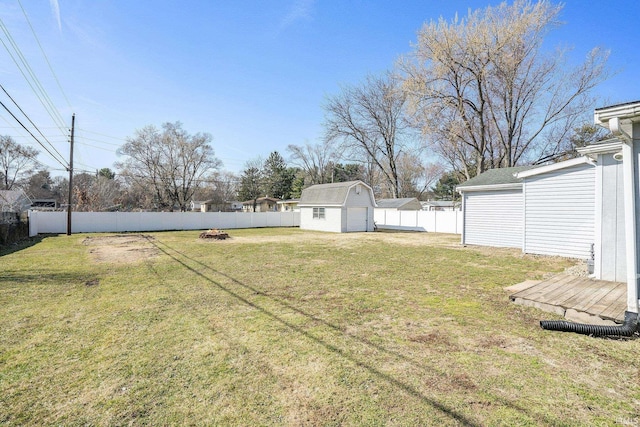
[463,189,523,248]
[346,207,368,232]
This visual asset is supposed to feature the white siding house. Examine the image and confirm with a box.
[299,181,376,233]
[458,144,630,283]
[577,140,627,282]
[516,157,596,259]
[458,158,596,257]
[458,101,640,314]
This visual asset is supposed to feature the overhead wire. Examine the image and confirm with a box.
[0,114,60,171]
[0,17,68,134]
[0,82,68,166]
[0,6,73,174]
[0,98,68,169]
[17,0,73,112]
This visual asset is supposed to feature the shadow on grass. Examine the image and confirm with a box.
[0,270,101,288]
[0,235,45,257]
[149,237,557,426]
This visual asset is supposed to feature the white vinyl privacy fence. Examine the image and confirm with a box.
[28,210,461,236]
[29,211,300,236]
[374,209,462,234]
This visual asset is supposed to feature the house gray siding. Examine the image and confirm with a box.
[597,153,626,281]
[463,189,523,248]
[523,163,595,259]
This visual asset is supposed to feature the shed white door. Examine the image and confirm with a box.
[346,207,367,232]
[523,164,595,259]
[463,189,522,248]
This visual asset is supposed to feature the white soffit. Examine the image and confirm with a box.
[577,139,623,156]
[594,101,640,126]
[515,156,595,179]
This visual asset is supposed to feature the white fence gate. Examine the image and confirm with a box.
[29,211,300,236]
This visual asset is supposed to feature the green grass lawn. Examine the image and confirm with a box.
[1,228,638,426]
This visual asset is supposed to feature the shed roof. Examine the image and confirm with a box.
[421,200,457,207]
[376,198,421,209]
[299,180,371,206]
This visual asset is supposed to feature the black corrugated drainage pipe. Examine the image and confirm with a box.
[540,311,638,337]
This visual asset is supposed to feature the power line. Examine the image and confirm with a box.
[17,0,73,111]
[77,128,127,141]
[0,98,68,169]
[75,133,123,147]
[0,113,60,171]
[75,140,117,152]
[0,16,68,134]
[0,82,68,166]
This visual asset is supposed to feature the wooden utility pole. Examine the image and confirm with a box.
[67,113,75,236]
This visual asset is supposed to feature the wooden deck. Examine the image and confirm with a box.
[508,275,627,324]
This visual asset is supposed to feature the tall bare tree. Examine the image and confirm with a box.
[287,140,336,186]
[0,136,39,190]
[395,153,444,199]
[400,0,610,179]
[324,73,415,198]
[192,170,239,211]
[116,122,221,211]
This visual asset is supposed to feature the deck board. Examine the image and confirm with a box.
[510,275,627,323]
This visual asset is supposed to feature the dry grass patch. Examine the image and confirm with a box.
[1,228,639,426]
[82,234,159,264]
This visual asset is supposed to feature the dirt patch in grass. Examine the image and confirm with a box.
[217,230,466,248]
[82,234,159,264]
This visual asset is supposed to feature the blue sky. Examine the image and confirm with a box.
[1,0,639,177]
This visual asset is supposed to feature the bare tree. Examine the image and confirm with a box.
[400,0,610,179]
[0,136,40,190]
[395,153,444,199]
[191,170,240,211]
[72,171,122,212]
[116,122,221,211]
[324,73,416,198]
[287,140,336,186]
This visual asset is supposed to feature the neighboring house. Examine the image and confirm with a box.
[0,189,31,212]
[299,180,376,233]
[227,201,243,212]
[277,199,300,212]
[190,200,210,212]
[192,200,244,212]
[376,198,422,211]
[420,200,460,211]
[242,197,280,212]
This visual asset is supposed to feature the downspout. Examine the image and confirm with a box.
[540,117,639,337]
[610,117,640,315]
